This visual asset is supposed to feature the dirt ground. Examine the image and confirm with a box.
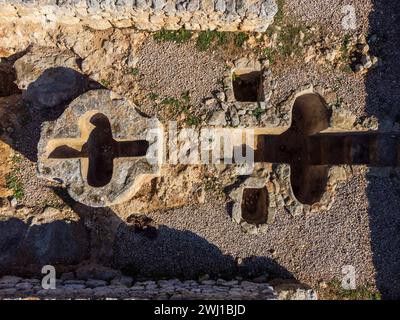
[0,140,12,198]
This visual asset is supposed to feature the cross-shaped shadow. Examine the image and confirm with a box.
[255,93,400,205]
[47,113,149,187]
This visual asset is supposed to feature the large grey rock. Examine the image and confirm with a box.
[0,217,28,267]
[22,67,89,111]
[13,47,90,111]
[208,110,227,126]
[19,208,89,265]
[86,279,108,288]
[0,208,89,269]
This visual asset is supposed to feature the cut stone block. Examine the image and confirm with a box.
[0,0,279,32]
[37,89,162,207]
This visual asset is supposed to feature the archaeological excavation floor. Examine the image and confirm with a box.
[1,0,400,300]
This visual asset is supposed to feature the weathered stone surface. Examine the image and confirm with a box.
[0,139,13,198]
[207,110,227,126]
[110,276,133,287]
[112,165,206,219]
[0,217,28,267]
[13,47,91,110]
[0,0,278,32]
[86,279,108,288]
[0,275,22,285]
[274,282,318,300]
[37,89,162,207]
[21,207,89,265]
[21,67,90,111]
[0,273,318,300]
[14,47,81,91]
[0,207,89,268]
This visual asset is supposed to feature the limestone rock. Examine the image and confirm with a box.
[14,47,82,91]
[13,48,93,111]
[208,110,227,126]
[20,207,89,265]
[0,208,89,268]
[0,139,13,198]
[330,105,357,130]
[37,89,162,207]
[0,0,278,32]
[229,176,277,234]
[112,165,206,219]
[86,279,108,288]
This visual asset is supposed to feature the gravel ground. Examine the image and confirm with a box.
[137,38,226,107]
[284,0,372,35]
[15,157,63,210]
[272,62,367,116]
[114,168,375,286]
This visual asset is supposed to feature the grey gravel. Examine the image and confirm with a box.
[114,169,375,285]
[284,0,372,35]
[137,38,226,107]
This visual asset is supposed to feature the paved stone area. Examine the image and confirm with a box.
[0,275,316,300]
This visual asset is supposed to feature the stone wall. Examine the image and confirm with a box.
[0,274,317,300]
[0,0,277,32]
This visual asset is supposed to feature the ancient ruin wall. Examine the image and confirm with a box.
[0,0,278,31]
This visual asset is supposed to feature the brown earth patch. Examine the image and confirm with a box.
[0,139,12,198]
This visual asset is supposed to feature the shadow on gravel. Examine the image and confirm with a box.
[366,0,400,299]
[114,223,295,281]
[58,188,297,281]
[1,187,298,284]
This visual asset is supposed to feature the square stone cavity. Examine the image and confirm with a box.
[232,69,264,102]
[241,187,269,225]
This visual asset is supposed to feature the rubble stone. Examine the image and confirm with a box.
[0,274,318,300]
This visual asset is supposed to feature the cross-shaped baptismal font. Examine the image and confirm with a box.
[254,93,399,206]
[38,90,161,207]
[47,113,149,188]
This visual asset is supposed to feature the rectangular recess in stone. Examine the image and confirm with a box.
[241,187,269,225]
[232,69,264,103]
